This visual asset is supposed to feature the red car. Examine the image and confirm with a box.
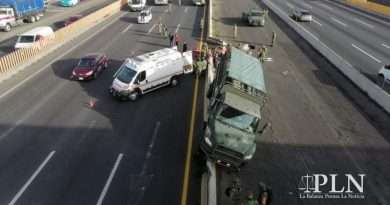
[64,15,82,27]
[72,53,108,80]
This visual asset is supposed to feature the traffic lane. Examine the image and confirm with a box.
[272,0,386,76]
[245,1,390,203]
[0,0,115,43]
[0,5,201,204]
[284,0,390,63]
[0,20,135,204]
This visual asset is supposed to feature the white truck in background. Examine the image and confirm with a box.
[128,0,146,11]
[110,48,193,101]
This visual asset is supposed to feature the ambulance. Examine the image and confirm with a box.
[110,48,193,101]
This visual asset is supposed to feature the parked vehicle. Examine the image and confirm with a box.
[378,64,390,85]
[292,9,312,22]
[192,0,205,6]
[14,26,54,49]
[60,0,79,7]
[128,0,146,11]
[137,7,152,24]
[72,53,108,80]
[154,0,168,5]
[201,47,268,170]
[109,48,193,101]
[63,15,82,26]
[242,8,266,26]
[0,0,45,32]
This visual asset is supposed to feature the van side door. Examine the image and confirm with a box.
[135,70,147,91]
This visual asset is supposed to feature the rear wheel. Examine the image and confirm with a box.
[378,75,385,87]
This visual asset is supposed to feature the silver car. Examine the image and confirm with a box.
[292,9,312,22]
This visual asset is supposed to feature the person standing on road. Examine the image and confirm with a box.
[271,31,276,47]
[174,32,181,47]
[241,192,259,205]
[158,21,163,35]
[182,41,188,53]
[169,32,174,47]
[163,25,169,38]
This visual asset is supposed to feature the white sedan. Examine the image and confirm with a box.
[137,8,152,24]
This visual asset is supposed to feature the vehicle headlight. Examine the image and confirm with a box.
[244,153,253,160]
[204,127,212,147]
[244,145,256,160]
[85,70,94,76]
[72,70,76,76]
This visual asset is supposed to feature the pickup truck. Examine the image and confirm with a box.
[242,8,266,26]
[0,0,45,32]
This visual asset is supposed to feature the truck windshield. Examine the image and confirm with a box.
[18,35,35,43]
[116,65,137,84]
[252,11,263,16]
[216,105,258,133]
[0,10,7,15]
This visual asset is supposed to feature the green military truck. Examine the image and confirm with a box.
[201,47,268,169]
[242,8,266,26]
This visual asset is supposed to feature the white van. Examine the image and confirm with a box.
[110,48,193,101]
[14,26,54,49]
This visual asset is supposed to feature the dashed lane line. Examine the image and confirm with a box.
[9,151,56,205]
[96,153,124,205]
[352,44,382,63]
[331,17,347,27]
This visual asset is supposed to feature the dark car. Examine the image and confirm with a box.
[72,53,108,80]
[64,15,82,27]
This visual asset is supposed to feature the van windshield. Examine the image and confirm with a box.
[116,64,137,84]
[18,35,35,43]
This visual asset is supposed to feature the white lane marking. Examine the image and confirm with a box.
[353,18,374,28]
[140,121,160,175]
[331,17,347,27]
[286,2,294,9]
[147,24,157,34]
[301,2,312,9]
[121,24,133,33]
[316,2,333,10]
[382,43,390,49]
[0,12,127,100]
[175,23,181,33]
[96,153,124,205]
[312,18,322,26]
[184,7,188,13]
[9,151,56,205]
[352,44,382,63]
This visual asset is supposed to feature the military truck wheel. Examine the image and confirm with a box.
[4,24,11,32]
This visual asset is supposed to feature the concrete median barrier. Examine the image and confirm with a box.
[347,0,390,15]
[0,0,127,79]
[263,0,390,114]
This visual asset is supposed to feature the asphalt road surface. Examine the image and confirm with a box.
[211,0,390,204]
[0,1,204,204]
[0,0,116,57]
[269,0,390,81]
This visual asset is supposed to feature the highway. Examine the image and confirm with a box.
[211,0,390,204]
[0,0,116,57]
[0,1,204,204]
[268,0,390,81]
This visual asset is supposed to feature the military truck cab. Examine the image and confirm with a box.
[201,47,267,169]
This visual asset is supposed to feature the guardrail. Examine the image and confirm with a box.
[0,0,127,75]
[263,0,390,114]
[347,0,390,15]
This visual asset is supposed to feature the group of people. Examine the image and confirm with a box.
[158,22,188,53]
